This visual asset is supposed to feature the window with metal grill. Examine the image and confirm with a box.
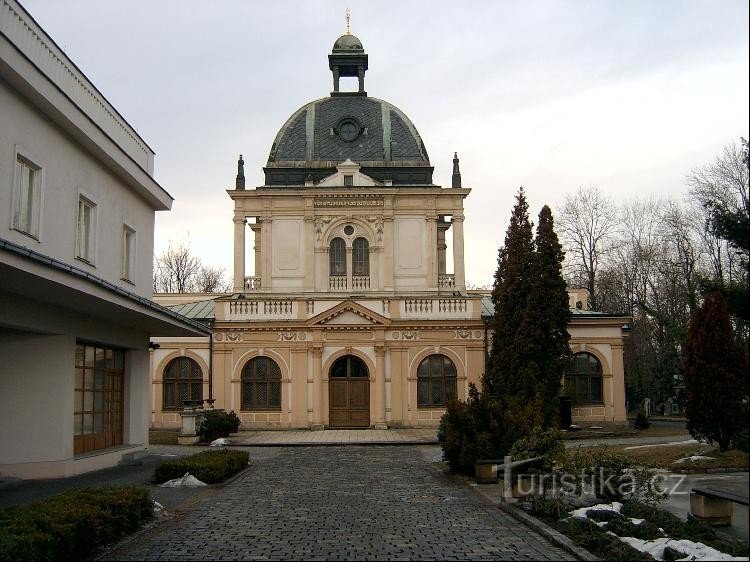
[162,357,203,410]
[417,354,457,407]
[241,356,282,410]
[352,237,369,276]
[329,237,346,276]
[564,352,603,405]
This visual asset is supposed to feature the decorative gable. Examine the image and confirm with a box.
[315,159,384,187]
[309,300,389,326]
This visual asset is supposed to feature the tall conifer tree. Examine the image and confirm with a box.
[683,292,747,451]
[487,188,534,397]
[519,205,571,425]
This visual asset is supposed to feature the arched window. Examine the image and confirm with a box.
[352,237,369,276]
[163,357,203,410]
[329,237,346,276]
[565,352,603,405]
[417,354,457,407]
[330,355,369,378]
[241,357,282,410]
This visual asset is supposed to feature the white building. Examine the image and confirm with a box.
[0,0,209,479]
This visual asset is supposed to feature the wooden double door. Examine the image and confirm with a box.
[329,355,370,428]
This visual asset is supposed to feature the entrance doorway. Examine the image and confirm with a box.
[328,355,370,428]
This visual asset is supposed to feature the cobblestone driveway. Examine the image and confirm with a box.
[105,446,573,561]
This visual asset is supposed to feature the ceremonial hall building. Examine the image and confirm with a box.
[150,30,629,430]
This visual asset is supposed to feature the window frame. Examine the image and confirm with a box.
[241,356,282,411]
[11,150,43,240]
[162,356,204,411]
[417,354,457,408]
[75,193,97,265]
[564,352,604,406]
[352,237,369,276]
[329,237,346,276]
[122,224,136,282]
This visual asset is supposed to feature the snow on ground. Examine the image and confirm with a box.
[624,439,699,450]
[567,501,747,561]
[673,455,716,464]
[569,502,623,519]
[210,437,231,447]
[619,536,749,561]
[159,473,207,488]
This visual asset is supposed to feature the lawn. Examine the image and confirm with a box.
[610,442,749,471]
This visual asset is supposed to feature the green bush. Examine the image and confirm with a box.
[199,409,241,442]
[438,384,543,474]
[509,426,564,472]
[561,446,666,505]
[0,487,152,562]
[622,502,748,557]
[152,449,249,484]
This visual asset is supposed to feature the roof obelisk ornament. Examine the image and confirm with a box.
[452,152,462,188]
[346,7,351,35]
[236,154,245,190]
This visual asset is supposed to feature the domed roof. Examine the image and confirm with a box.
[268,96,429,166]
[264,96,433,186]
[333,33,364,52]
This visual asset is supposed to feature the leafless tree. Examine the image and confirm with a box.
[153,242,228,293]
[558,185,619,311]
[195,265,231,293]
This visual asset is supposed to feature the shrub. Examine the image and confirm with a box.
[152,449,249,484]
[438,384,542,475]
[561,446,666,505]
[0,487,152,561]
[199,409,241,442]
[509,426,564,472]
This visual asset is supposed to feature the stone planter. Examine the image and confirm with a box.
[475,462,497,484]
[690,492,733,526]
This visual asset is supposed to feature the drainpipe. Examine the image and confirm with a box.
[482,316,489,378]
[208,325,214,407]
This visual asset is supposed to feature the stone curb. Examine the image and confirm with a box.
[495,501,600,562]
[215,440,440,447]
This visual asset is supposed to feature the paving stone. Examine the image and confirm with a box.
[103,445,573,561]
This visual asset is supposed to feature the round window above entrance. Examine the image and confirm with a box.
[330,355,368,378]
[344,225,354,236]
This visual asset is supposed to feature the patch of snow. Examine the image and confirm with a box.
[673,455,716,464]
[628,518,645,525]
[619,536,749,561]
[159,472,207,488]
[209,437,231,447]
[624,439,698,450]
[589,426,604,429]
[569,502,623,519]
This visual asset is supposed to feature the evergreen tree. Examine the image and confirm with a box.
[518,205,571,425]
[683,292,748,451]
[487,187,534,397]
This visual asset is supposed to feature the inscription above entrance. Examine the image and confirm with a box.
[314,197,383,208]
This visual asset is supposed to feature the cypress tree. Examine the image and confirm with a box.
[518,205,571,425]
[683,292,748,451]
[487,187,534,398]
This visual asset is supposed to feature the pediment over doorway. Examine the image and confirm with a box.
[308,300,389,327]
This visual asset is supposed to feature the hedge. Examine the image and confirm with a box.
[152,449,249,485]
[0,486,152,561]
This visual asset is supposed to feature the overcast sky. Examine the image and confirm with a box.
[21,0,750,287]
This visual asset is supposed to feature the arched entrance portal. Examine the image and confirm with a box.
[329,355,370,428]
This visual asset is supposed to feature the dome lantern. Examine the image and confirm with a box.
[328,10,368,96]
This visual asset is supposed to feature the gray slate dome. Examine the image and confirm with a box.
[333,34,364,52]
[264,96,433,186]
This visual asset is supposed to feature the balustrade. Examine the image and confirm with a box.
[438,274,455,288]
[329,276,348,290]
[243,276,261,291]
